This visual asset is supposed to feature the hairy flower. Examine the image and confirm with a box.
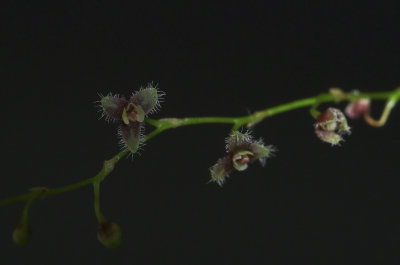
[209,131,275,186]
[314,108,351,145]
[345,98,370,119]
[98,85,164,153]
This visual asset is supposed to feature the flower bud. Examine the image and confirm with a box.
[345,98,370,119]
[97,221,122,248]
[314,108,351,145]
[12,222,31,246]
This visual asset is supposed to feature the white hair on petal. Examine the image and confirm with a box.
[95,92,123,123]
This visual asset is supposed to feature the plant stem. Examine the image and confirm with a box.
[93,182,106,223]
[1,89,399,207]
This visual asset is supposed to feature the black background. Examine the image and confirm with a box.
[1,2,400,265]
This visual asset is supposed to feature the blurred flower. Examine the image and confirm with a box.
[97,221,122,248]
[345,98,370,119]
[12,222,31,246]
[209,131,275,186]
[314,108,351,145]
[98,85,164,153]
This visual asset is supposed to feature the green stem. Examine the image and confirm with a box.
[1,89,399,207]
[93,182,106,223]
[0,150,127,207]
[21,198,34,224]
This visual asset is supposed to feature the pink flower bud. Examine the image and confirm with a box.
[314,108,351,145]
[345,98,370,119]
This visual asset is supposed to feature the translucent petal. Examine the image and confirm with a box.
[119,122,142,153]
[133,104,145,122]
[130,87,159,114]
[209,156,233,187]
[315,130,342,146]
[100,95,128,121]
[249,143,271,160]
[226,131,252,153]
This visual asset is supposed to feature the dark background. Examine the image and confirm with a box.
[1,2,400,265]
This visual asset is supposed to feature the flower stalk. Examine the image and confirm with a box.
[0,88,399,207]
[12,198,33,246]
[0,87,399,248]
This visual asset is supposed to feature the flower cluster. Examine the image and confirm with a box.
[99,85,164,153]
[209,131,274,186]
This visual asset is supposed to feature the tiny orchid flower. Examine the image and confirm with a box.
[209,131,275,186]
[99,85,164,153]
[314,108,351,145]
